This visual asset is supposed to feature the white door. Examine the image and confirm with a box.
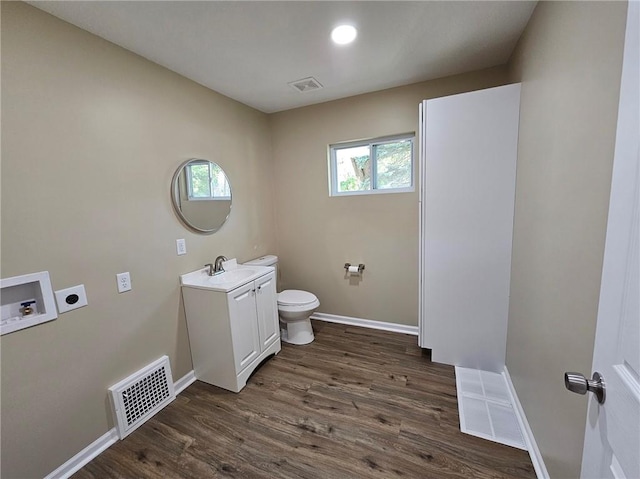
[255,271,279,350]
[578,2,639,478]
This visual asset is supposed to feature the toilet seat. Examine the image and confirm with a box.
[277,290,320,318]
[278,290,318,307]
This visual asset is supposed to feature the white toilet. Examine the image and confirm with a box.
[244,255,319,345]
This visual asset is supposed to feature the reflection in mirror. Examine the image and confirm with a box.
[171,159,232,234]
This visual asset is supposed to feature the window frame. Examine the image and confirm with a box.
[329,133,415,197]
[186,160,231,201]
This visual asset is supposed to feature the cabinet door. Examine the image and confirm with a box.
[255,272,279,350]
[227,282,260,373]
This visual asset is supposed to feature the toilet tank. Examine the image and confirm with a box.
[244,255,279,290]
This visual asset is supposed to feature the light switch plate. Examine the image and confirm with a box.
[176,238,187,256]
[55,284,88,314]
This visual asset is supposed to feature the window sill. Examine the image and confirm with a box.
[330,187,415,197]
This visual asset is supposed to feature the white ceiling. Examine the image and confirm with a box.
[29,1,537,113]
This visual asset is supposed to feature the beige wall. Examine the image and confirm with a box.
[3,1,628,477]
[506,2,626,477]
[270,67,509,326]
[1,3,276,477]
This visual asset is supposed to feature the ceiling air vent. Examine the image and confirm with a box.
[288,77,323,93]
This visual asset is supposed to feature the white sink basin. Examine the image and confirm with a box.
[180,263,273,293]
[207,268,258,286]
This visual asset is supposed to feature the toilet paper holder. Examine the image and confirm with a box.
[344,263,365,274]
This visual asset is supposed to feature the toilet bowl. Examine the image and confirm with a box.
[243,255,319,345]
[278,289,320,345]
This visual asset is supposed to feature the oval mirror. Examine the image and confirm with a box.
[171,159,232,234]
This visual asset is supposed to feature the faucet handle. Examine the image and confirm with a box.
[204,263,214,276]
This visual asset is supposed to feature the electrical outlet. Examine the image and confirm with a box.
[176,238,187,256]
[116,272,131,293]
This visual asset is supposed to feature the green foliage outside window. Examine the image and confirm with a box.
[189,164,211,197]
[375,141,412,189]
[188,162,230,199]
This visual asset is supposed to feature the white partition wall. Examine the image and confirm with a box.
[418,84,520,372]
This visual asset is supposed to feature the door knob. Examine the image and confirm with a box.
[564,371,606,404]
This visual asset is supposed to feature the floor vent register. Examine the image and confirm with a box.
[455,366,526,450]
[109,355,176,439]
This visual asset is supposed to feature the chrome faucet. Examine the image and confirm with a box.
[213,255,228,274]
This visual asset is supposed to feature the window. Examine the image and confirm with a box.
[329,133,414,196]
[186,160,230,200]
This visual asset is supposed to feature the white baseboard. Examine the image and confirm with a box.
[503,366,550,479]
[44,428,119,479]
[45,370,196,479]
[311,312,419,336]
[174,369,196,395]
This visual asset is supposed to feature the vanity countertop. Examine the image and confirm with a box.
[180,261,274,293]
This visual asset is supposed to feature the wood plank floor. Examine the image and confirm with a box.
[74,321,536,478]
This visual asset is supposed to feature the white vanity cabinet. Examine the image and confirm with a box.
[181,270,280,393]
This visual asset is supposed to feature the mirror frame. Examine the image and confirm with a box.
[171,159,232,235]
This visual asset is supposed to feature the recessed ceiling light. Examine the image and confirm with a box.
[331,25,357,45]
